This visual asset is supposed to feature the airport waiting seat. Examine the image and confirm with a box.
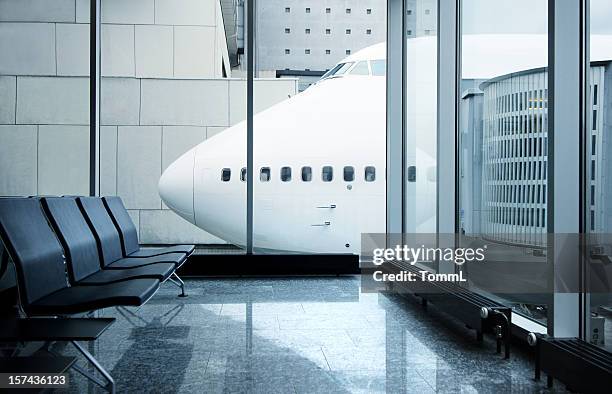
[76,197,187,268]
[77,197,188,296]
[0,198,160,316]
[102,196,195,258]
[41,197,175,285]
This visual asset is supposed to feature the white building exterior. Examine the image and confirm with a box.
[0,0,298,245]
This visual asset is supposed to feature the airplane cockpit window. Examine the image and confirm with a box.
[260,167,271,182]
[240,167,246,182]
[319,62,354,82]
[281,166,292,182]
[322,166,333,182]
[301,166,312,182]
[365,166,376,182]
[343,166,355,181]
[349,61,369,75]
[370,60,385,76]
[221,168,231,182]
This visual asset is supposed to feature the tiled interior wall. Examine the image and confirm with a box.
[0,0,298,244]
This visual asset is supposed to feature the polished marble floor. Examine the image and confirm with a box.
[59,277,566,393]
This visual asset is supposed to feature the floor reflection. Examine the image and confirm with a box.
[62,277,565,393]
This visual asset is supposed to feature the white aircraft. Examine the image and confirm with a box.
[158,35,612,254]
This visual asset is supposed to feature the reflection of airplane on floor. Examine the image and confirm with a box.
[159,35,612,254]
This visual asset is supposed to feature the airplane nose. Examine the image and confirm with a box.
[159,147,196,223]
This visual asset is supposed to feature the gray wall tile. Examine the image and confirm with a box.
[56,23,90,76]
[117,126,162,209]
[101,77,140,125]
[102,0,154,25]
[0,76,16,124]
[37,125,89,196]
[102,24,135,77]
[0,23,55,75]
[140,79,229,126]
[0,0,75,23]
[16,76,89,124]
[154,0,216,26]
[100,125,117,196]
[135,25,173,78]
[0,125,37,196]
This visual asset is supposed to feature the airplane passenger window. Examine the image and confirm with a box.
[260,167,271,182]
[322,166,333,182]
[343,166,355,181]
[240,167,246,182]
[365,166,376,182]
[350,61,369,75]
[222,168,231,182]
[301,167,312,182]
[370,60,386,76]
[281,166,292,182]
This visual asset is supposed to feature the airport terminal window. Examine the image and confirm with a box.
[301,167,312,182]
[322,166,334,182]
[222,168,231,182]
[365,166,376,182]
[343,166,355,182]
[281,167,292,182]
[240,168,246,182]
[370,60,386,76]
[260,168,271,182]
[350,61,370,75]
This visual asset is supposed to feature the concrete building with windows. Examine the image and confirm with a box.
[0,0,297,245]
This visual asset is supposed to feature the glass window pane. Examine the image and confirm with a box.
[587,0,612,353]
[350,61,369,75]
[260,167,271,182]
[281,166,292,182]
[301,167,312,182]
[221,168,231,182]
[459,0,549,325]
[322,166,333,182]
[241,167,247,182]
[370,60,386,76]
[343,166,355,181]
[365,166,376,182]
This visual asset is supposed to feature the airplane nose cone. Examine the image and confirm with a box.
[159,147,196,223]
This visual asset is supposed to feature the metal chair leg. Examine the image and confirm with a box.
[71,340,115,394]
[168,272,187,297]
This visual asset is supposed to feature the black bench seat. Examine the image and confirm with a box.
[102,196,195,258]
[41,197,175,284]
[0,198,160,317]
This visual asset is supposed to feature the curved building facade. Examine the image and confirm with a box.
[474,61,610,246]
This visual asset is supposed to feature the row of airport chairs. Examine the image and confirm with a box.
[0,196,194,391]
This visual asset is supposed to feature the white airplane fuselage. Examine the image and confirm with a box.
[158,35,612,255]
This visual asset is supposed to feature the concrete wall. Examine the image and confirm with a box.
[0,0,298,244]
